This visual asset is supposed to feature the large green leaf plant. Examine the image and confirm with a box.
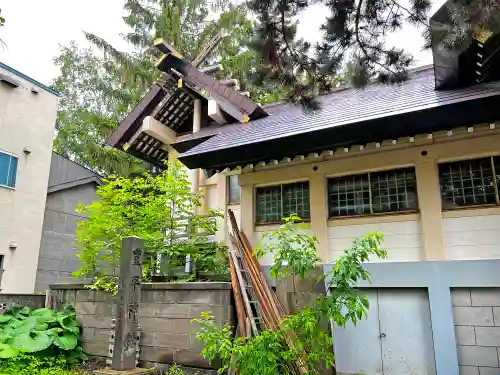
[0,305,86,364]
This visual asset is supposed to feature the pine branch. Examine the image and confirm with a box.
[354,0,398,77]
[84,32,133,69]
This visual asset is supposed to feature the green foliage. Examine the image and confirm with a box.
[255,216,321,280]
[0,305,86,365]
[193,224,387,375]
[0,353,86,374]
[426,0,500,55]
[73,158,227,291]
[52,43,146,176]
[192,312,286,375]
[319,232,387,325]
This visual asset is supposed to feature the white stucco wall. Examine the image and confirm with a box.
[443,214,500,260]
[328,217,423,262]
[0,66,58,293]
[205,186,218,211]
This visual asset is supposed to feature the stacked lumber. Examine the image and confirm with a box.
[227,209,308,375]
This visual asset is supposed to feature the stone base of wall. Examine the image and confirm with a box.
[452,287,500,375]
[139,362,217,375]
[50,282,233,372]
[0,294,46,311]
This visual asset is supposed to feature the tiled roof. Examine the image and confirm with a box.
[178,67,500,158]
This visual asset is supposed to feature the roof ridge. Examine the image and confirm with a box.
[51,151,103,178]
[0,62,60,96]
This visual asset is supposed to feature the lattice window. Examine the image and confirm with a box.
[439,157,500,209]
[328,168,418,218]
[371,169,417,213]
[328,174,371,217]
[283,181,310,219]
[256,182,310,224]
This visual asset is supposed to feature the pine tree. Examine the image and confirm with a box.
[247,0,499,109]
[427,0,500,54]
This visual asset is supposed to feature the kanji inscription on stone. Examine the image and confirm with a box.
[111,237,143,371]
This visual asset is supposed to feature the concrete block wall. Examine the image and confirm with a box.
[50,287,115,358]
[452,288,500,375]
[36,184,98,292]
[50,282,233,371]
[0,294,46,311]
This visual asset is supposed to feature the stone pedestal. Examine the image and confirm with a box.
[110,237,144,371]
[94,369,152,375]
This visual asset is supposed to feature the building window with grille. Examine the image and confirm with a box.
[327,168,418,218]
[256,181,310,224]
[0,152,18,189]
[227,175,241,204]
[439,156,500,209]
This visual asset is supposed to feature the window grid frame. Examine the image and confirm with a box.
[255,181,310,225]
[327,167,418,219]
[0,152,18,190]
[226,174,241,205]
[491,156,500,205]
[439,156,500,210]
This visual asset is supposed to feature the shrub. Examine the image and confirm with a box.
[0,353,86,374]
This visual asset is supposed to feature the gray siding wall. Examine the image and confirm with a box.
[35,184,98,292]
[48,153,97,188]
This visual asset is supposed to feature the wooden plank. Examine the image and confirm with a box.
[229,252,247,337]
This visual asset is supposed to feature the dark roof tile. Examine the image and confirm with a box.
[179,68,500,158]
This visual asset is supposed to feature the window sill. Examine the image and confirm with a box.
[327,211,420,227]
[0,184,15,191]
[442,205,500,218]
[255,219,311,232]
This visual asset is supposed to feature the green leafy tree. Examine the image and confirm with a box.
[73,158,226,292]
[52,43,146,176]
[192,217,387,375]
[255,215,321,279]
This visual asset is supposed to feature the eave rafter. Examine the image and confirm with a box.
[211,122,500,175]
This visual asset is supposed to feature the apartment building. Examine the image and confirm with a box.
[0,62,59,293]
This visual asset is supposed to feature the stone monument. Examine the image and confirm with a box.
[95,237,150,375]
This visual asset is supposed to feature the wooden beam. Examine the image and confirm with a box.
[208,99,227,125]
